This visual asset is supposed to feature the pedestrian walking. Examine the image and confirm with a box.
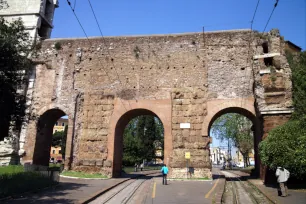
[161,164,169,185]
[140,163,144,171]
[134,163,138,172]
[276,167,290,197]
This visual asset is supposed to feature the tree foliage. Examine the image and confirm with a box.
[0,17,32,139]
[259,51,306,178]
[259,120,306,178]
[122,116,164,166]
[52,125,68,158]
[286,51,306,121]
[211,113,253,167]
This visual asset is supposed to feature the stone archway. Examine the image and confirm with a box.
[201,99,261,176]
[107,99,172,177]
[32,108,68,166]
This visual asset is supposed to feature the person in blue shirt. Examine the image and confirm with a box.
[161,164,169,185]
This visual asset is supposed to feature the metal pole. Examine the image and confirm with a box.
[186,159,188,179]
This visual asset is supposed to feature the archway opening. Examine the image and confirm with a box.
[208,107,260,176]
[33,109,68,167]
[113,109,164,177]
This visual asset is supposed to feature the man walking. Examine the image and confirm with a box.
[276,167,290,197]
[161,164,169,185]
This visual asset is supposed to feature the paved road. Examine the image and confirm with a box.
[143,176,216,204]
[89,169,223,204]
[2,177,127,204]
[2,169,223,204]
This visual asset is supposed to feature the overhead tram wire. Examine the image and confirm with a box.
[241,0,261,108]
[263,0,279,33]
[86,0,135,109]
[86,0,123,86]
[65,0,129,112]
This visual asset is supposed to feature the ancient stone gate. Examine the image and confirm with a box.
[20,29,295,178]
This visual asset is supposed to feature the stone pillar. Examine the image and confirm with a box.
[260,112,291,181]
[170,87,211,179]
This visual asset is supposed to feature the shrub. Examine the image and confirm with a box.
[259,120,306,179]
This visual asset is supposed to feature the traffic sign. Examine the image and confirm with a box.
[185,152,190,159]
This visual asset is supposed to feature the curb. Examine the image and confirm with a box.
[214,178,226,204]
[247,180,278,204]
[80,171,159,204]
[60,175,109,180]
[168,178,213,182]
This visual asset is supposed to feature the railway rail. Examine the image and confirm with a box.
[89,172,160,204]
[221,170,273,204]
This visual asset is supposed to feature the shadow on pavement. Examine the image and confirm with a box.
[120,170,161,179]
[212,173,225,180]
[2,182,88,204]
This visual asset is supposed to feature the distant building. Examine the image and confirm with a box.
[53,117,68,134]
[210,147,227,165]
[50,146,63,163]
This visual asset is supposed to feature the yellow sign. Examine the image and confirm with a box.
[185,152,190,159]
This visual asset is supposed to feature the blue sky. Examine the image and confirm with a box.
[52,0,305,50]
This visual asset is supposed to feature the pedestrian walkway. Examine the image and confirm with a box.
[2,170,159,204]
[144,176,215,204]
[249,179,306,204]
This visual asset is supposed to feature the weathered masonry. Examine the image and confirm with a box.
[18,29,299,178]
[0,0,58,165]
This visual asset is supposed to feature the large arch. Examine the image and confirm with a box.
[32,108,69,166]
[107,99,172,177]
[201,99,261,176]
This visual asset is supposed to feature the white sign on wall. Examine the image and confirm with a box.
[180,123,190,129]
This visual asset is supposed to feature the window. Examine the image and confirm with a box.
[52,150,55,154]
[55,122,58,126]
[62,123,65,126]
[59,150,61,154]
[262,42,269,53]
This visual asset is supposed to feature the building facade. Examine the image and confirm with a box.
[0,0,58,166]
[53,117,68,134]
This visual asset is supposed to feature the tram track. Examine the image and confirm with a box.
[222,170,272,204]
[89,172,160,204]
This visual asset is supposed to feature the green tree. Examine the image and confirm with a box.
[286,51,306,121]
[52,125,68,158]
[122,116,164,166]
[259,51,306,178]
[211,113,253,167]
[259,120,306,178]
[0,17,32,139]
[122,120,142,166]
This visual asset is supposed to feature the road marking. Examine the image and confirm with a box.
[205,175,220,199]
[152,181,156,198]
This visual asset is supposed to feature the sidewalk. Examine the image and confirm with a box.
[226,170,306,204]
[2,170,159,204]
[249,179,306,204]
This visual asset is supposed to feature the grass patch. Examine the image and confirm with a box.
[61,171,108,178]
[0,165,57,198]
[0,165,23,174]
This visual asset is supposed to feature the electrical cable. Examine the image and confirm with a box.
[66,0,129,112]
[263,0,279,33]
